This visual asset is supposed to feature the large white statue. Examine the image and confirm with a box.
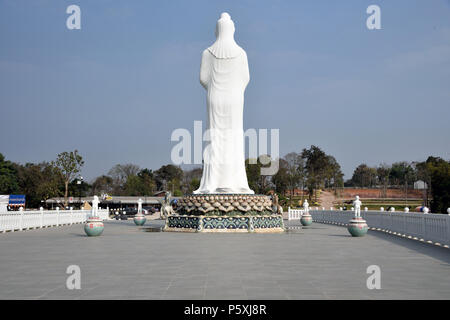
[353,195,362,218]
[194,13,253,195]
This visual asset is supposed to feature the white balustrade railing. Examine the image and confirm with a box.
[309,210,450,246]
[0,208,109,233]
[288,207,304,221]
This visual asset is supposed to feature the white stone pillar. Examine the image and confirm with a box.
[40,207,44,228]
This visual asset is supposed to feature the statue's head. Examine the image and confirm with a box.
[356,195,360,200]
[215,12,235,40]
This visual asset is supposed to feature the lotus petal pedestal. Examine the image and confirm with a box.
[164,194,284,233]
[347,217,368,237]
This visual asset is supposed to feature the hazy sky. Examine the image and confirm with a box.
[1,0,449,181]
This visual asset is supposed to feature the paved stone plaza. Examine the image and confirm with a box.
[0,219,449,299]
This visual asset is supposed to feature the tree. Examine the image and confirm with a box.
[414,161,431,206]
[154,164,183,192]
[421,157,450,213]
[68,178,90,202]
[124,175,145,196]
[245,158,262,193]
[0,153,19,194]
[15,162,63,208]
[283,152,305,206]
[108,164,140,187]
[271,159,289,195]
[245,155,273,194]
[189,178,200,193]
[137,169,156,195]
[182,168,202,194]
[123,169,157,196]
[53,150,84,207]
[377,164,391,198]
[389,162,415,204]
[351,164,377,187]
[389,162,410,187]
[325,155,344,194]
[91,175,115,196]
[301,145,329,201]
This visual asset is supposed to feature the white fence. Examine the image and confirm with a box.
[310,210,450,247]
[0,208,109,233]
[288,207,304,221]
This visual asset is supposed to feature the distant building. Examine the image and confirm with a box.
[414,180,428,190]
[45,194,180,210]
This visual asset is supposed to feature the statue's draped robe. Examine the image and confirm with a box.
[194,47,254,194]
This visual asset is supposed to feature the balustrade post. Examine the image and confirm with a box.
[422,215,426,240]
[70,207,73,225]
[40,207,44,228]
[19,207,24,231]
[446,215,450,245]
[56,207,59,227]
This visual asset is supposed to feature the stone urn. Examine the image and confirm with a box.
[84,216,104,237]
[300,213,312,226]
[133,198,147,226]
[347,217,368,237]
[300,199,312,226]
[134,214,146,226]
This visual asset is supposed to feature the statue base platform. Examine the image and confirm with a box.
[164,194,284,233]
[164,214,284,233]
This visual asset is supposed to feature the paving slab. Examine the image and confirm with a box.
[0,219,449,299]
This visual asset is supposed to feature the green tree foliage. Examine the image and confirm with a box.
[108,163,141,190]
[0,153,19,194]
[123,169,156,196]
[376,164,391,198]
[91,175,115,196]
[53,150,84,206]
[15,162,63,208]
[245,158,262,193]
[284,152,305,198]
[324,155,344,193]
[182,168,202,194]
[245,155,272,194]
[68,178,90,202]
[189,178,200,193]
[419,157,450,213]
[154,164,183,192]
[350,164,378,187]
[389,162,415,187]
[271,158,289,195]
[300,145,342,200]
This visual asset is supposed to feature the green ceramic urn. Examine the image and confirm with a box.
[300,214,313,226]
[134,214,147,226]
[84,216,104,236]
[347,217,368,237]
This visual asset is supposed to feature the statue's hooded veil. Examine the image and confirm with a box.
[207,12,243,59]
